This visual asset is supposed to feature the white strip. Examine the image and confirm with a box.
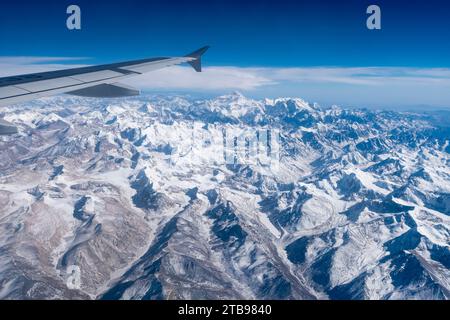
[16,77,83,93]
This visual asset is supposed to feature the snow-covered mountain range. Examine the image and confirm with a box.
[0,92,449,299]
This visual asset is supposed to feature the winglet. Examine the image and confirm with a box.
[185,46,210,72]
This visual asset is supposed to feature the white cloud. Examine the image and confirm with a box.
[124,66,275,90]
[0,56,87,64]
[124,65,450,90]
[0,57,87,77]
[264,66,450,86]
[2,56,450,89]
[1,56,450,107]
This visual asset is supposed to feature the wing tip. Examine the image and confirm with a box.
[186,46,210,72]
[186,46,210,59]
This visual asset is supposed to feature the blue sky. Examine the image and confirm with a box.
[1,0,450,108]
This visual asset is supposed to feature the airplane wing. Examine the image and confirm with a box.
[0,46,209,135]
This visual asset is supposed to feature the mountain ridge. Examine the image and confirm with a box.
[0,93,448,300]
